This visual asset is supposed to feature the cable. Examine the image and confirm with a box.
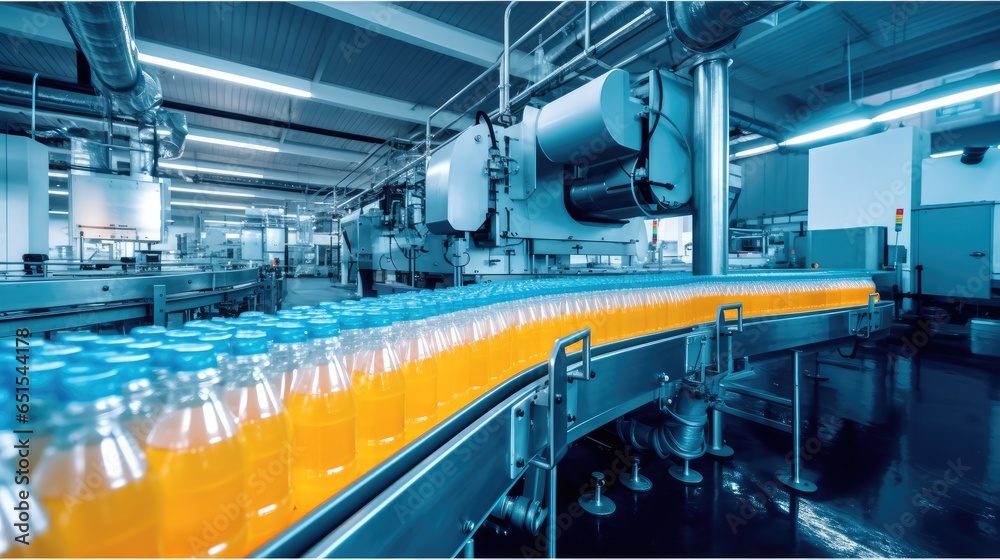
[474,110,498,150]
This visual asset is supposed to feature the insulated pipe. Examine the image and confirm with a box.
[668,1,787,53]
[692,57,730,276]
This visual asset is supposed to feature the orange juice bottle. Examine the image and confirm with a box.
[146,343,248,558]
[104,345,159,448]
[465,308,490,397]
[423,301,456,417]
[391,305,439,442]
[286,319,356,518]
[222,331,294,551]
[266,322,310,405]
[35,362,161,557]
[486,305,513,386]
[351,310,406,472]
[440,301,471,414]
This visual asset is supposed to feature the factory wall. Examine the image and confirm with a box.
[731,151,809,222]
[922,149,1000,205]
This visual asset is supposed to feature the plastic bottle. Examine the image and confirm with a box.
[352,310,405,471]
[35,362,161,556]
[222,331,294,550]
[101,348,157,448]
[268,323,310,404]
[145,343,248,557]
[286,319,357,515]
[393,304,439,442]
[439,301,470,415]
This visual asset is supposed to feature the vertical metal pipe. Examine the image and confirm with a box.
[502,1,518,114]
[31,73,38,140]
[547,466,557,558]
[790,350,802,483]
[463,539,474,558]
[584,2,591,50]
[692,58,731,276]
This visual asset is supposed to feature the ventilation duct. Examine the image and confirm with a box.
[668,1,787,53]
[59,1,186,159]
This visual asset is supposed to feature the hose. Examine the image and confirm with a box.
[474,110,499,150]
[616,382,707,460]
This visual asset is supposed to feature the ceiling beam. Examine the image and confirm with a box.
[291,1,535,79]
[0,4,474,131]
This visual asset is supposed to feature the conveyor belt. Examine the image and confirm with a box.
[254,273,891,558]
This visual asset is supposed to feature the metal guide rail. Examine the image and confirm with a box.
[0,268,266,337]
[254,299,894,558]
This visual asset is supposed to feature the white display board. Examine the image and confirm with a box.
[70,174,164,242]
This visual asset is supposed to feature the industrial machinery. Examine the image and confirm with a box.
[0,2,906,558]
[343,67,694,291]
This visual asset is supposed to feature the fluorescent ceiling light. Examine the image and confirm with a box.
[780,119,873,147]
[203,219,236,225]
[873,83,1000,123]
[186,134,280,153]
[169,186,256,198]
[49,210,68,215]
[732,143,778,159]
[930,150,963,159]
[158,162,264,179]
[48,171,68,178]
[48,190,69,196]
[138,53,312,98]
[171,201,248,210]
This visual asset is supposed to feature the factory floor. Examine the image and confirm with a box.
[475,341,1000,557]
[281,276,356,307]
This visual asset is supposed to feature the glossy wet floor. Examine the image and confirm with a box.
[475,344,1000,557]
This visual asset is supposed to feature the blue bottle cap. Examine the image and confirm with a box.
[340,311,366,330]
[272,322,308,344]
[367,310,392,328]
[172,343,218,371]
[101,352,153,383]
[240,311,269,319]
[60,363,119,402]
[306,318,340,339]
[165,329,201,343]
[130,325,168,341]
[92,335,136,349]
[28,359,64,399]
[59,332,102,348]
[183,320,218,331]
[40,343,84,359]
[231,330,270,356]
[198,332,234,354]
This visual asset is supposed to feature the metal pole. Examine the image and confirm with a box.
[502,1,518,113]
[31,73,38,140]
[463,539,474,558]
[691,57,731,276]
[547,466,557,558]
[777,350,818,492]
[705,407,734,457]
[584,2,591,50]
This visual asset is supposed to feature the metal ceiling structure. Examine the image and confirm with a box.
[1,1,1000,203]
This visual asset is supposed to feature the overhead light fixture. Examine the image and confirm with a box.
[158,162,264,179]
[171,201,248,210]
[731,143,778,159]
[779,119,873,147]
[169,186,257,198]
[203,219,235,225]
[138,53,312,98]
[48,171,68,178]
[186,134,280,153]
[48,190,69,196]
[930,150,963,159]
[49,210,69,215]
[873,83,1000,123]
